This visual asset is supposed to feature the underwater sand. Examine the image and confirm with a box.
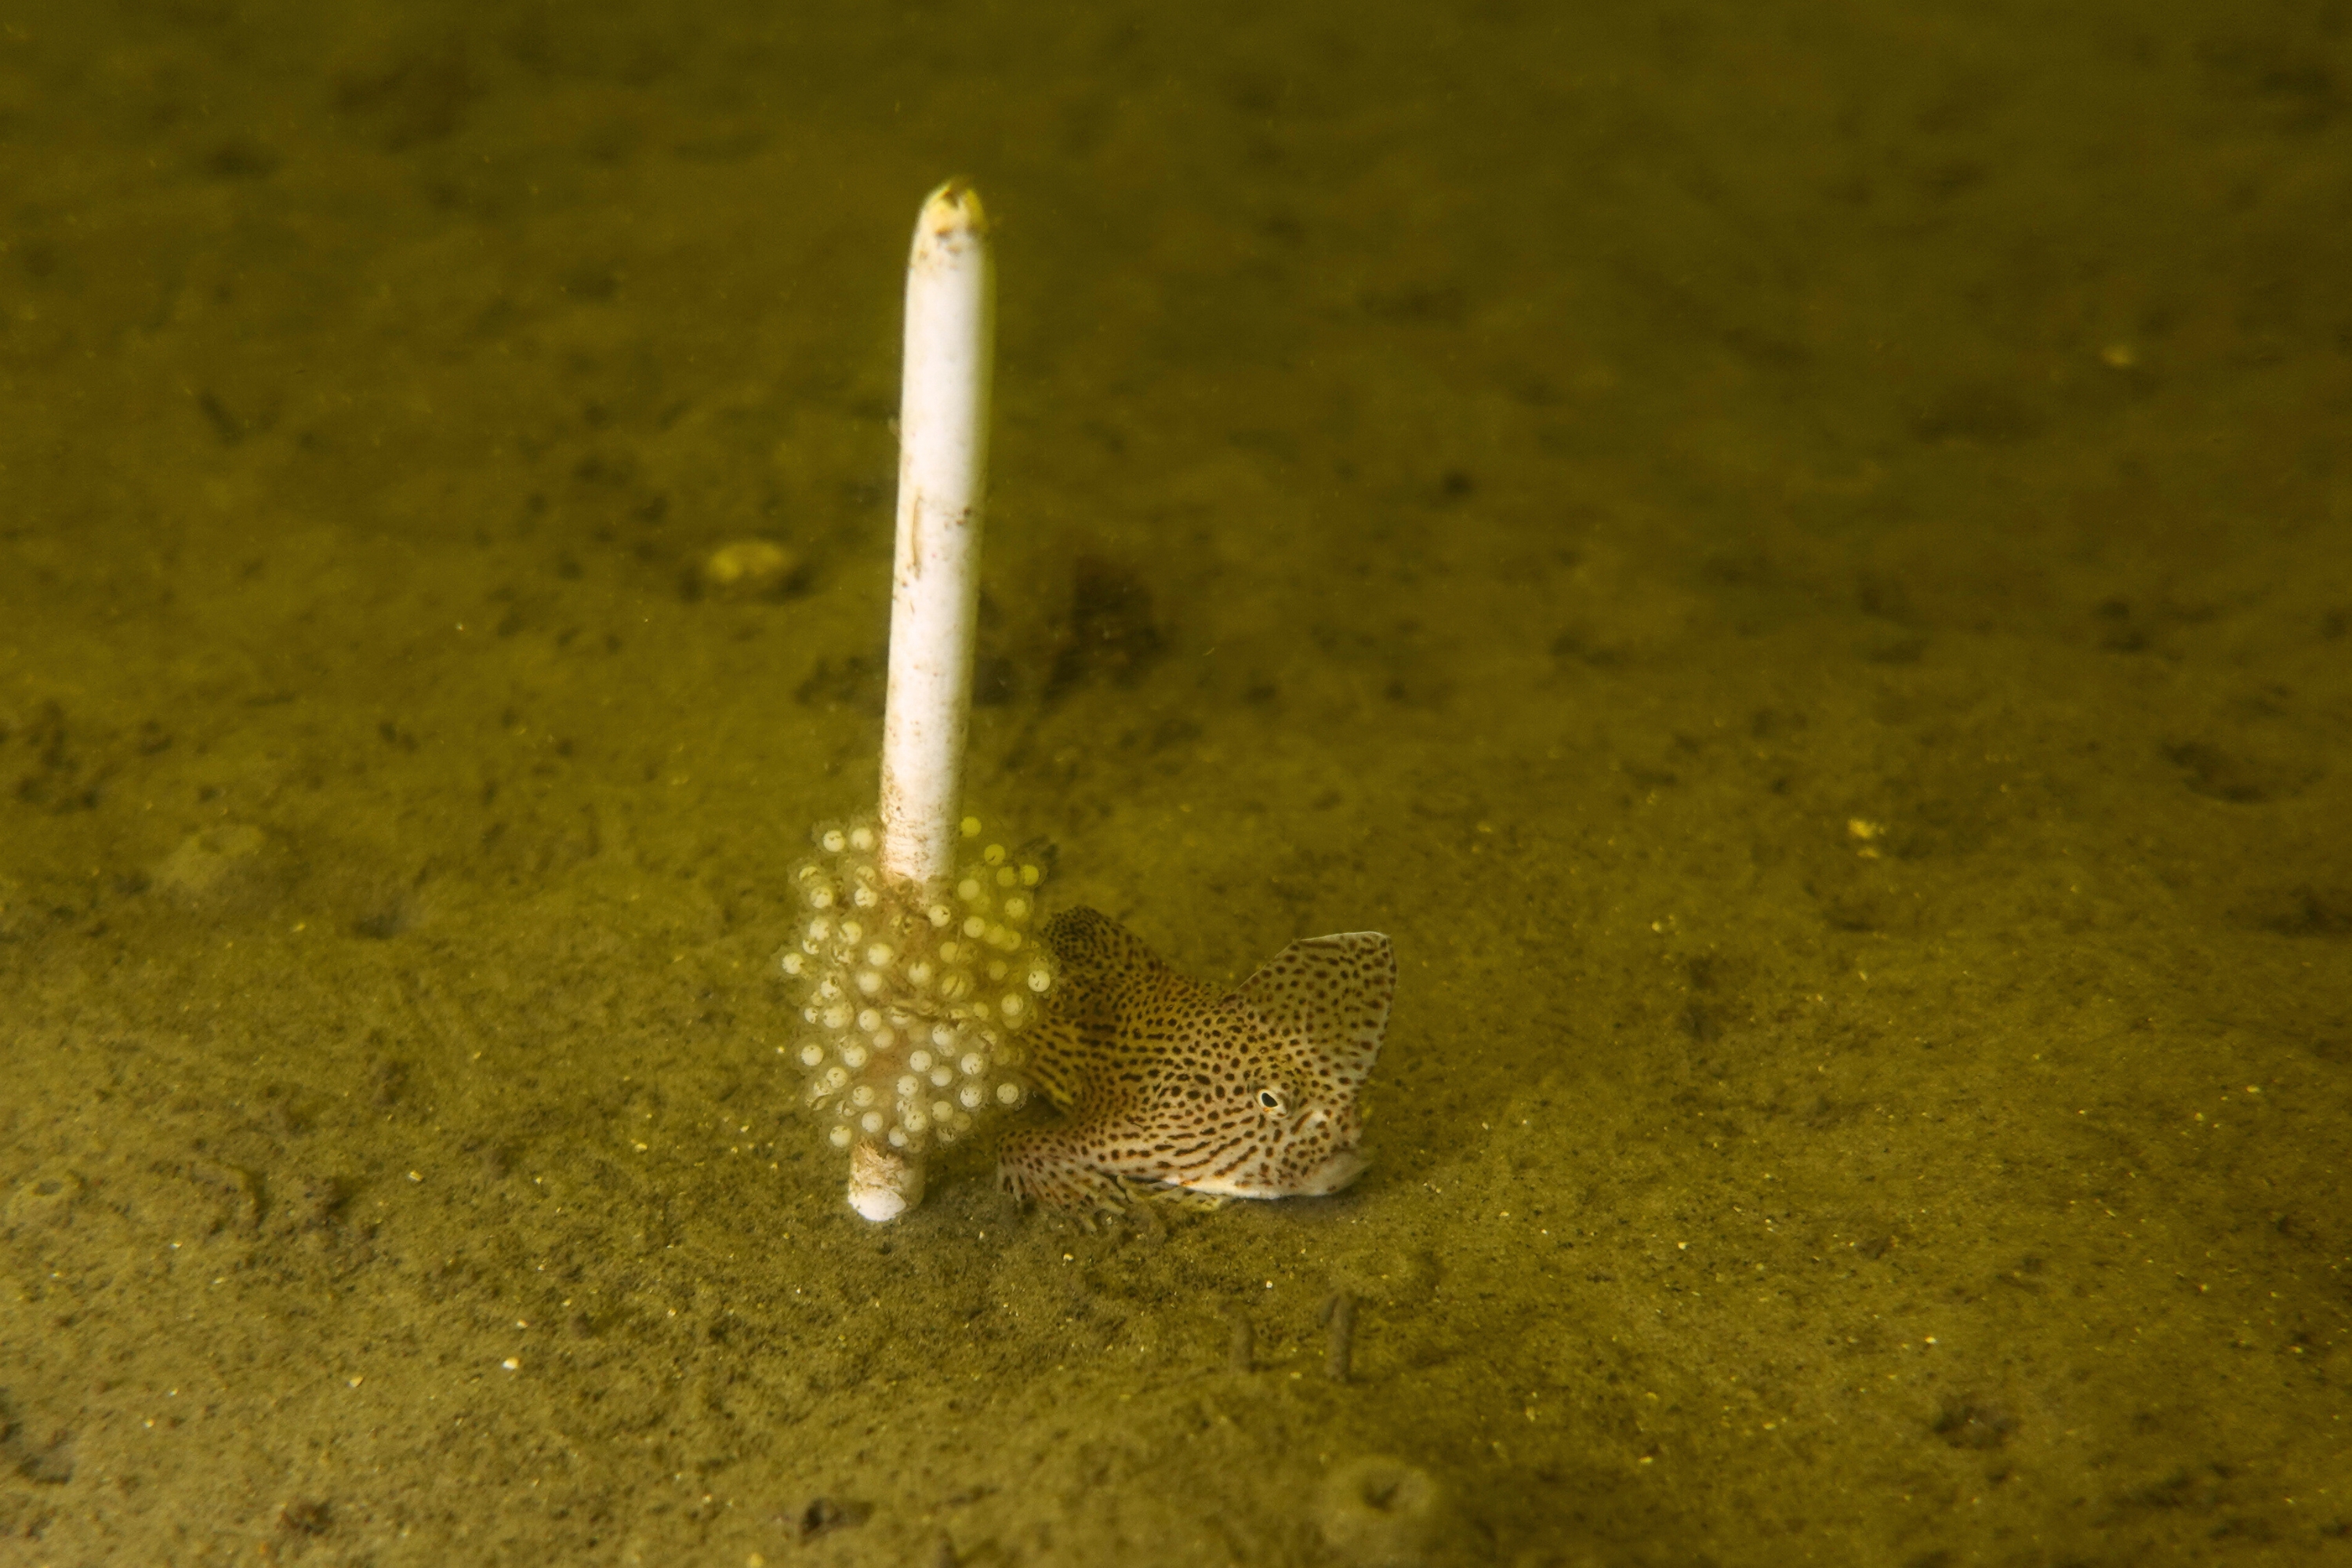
[2,2,2347,1563]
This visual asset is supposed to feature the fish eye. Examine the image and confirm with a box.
[1255,1086,1288,1116]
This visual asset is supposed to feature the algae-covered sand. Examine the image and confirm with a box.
[2,2,2347,1563]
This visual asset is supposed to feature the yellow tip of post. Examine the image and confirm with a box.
[922,180,987,242]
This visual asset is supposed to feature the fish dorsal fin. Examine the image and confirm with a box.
[1026,907,1206,1110]
[1038,906,1198,1022]
[1233,931,1396,1089]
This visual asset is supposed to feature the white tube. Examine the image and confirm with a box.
[877,181,993,888]
[850,182,993,1224]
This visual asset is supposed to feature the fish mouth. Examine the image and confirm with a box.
[1177,1148,1370,1201]
[1291,1150,1368,1196]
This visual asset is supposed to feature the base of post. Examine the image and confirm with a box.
[847,1139,925,1223]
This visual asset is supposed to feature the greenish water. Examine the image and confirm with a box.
[3,2,2347,1563]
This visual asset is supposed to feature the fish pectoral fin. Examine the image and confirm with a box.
[1140,1182,1229,1213]
[997,1122,1131,1218]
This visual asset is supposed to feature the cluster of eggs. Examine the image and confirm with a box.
[779,816,1050,1157]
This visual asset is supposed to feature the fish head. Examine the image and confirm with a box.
[1167,1064,1373,1199]
[1027,909,1397,1206]
[1167,982,1383,1203]
[1168,927,1396,1200]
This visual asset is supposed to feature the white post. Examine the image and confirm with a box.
[849,181,993,1222]
[878,181,993,888]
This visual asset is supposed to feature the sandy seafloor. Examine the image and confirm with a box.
[2,1,2349,1563]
